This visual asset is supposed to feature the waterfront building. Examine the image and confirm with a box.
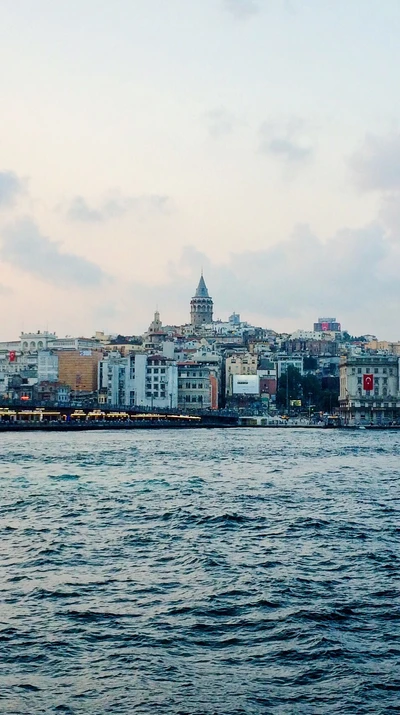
[135,353,178,409]
[37,350,59,383]
[58,349,103,393]
[257,359,277,399]
[35,381,71,404]
[98,352,178,409]
[190,274,213,328]
[339,354,400,425]
[177,362,219,410]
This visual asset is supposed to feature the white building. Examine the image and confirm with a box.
[339,354,400,425]
[38,350,59,383]
[276,356,304,378]
[135,353,178,410]
[98,352,178,409]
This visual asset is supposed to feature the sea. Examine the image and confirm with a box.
[0,428,399,715]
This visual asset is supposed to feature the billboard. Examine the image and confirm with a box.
[232,375,259,395]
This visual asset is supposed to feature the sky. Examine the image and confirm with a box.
[1,0,400,340]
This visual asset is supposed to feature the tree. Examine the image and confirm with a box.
[276,365,303,410]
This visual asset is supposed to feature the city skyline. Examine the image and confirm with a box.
[1,1,400,339]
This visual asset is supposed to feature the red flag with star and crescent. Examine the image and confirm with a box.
[363,374,374,391]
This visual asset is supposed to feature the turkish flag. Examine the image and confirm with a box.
[363,374,374,391]
[9,351,16,362]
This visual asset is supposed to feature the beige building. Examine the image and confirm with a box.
[364,341,400,355]
[225,352,257,396]
[58,350,103,393]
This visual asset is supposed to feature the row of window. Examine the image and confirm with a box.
[146,367,166,374]
[357,387,388,396]
[179,372,208,378]
[352,367,393,375]
[145,391,166,398]
[357,377,388,385]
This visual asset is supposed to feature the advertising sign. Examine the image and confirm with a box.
[232,375,259,395]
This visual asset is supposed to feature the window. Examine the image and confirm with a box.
[383,388,388,396]
[191,396,197,402]
[185,395,190,402]
[352,368,356,374]
[383,368,387,374]
[161,368,166,374]
[192,383,196,389]
[153,368,159,373]
[374,368,379,374]
[357,377,362,385]
[389,369,393,375]
[186,382,191,389]
[366,368,370,373]
[146,391,152,397]
[358,368,362,374]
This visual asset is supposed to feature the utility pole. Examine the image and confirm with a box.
[286,367,289,415]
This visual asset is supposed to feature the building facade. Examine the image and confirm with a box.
[313,317,341,332]
[58,350,103,393]
[177,362,218,410]
[98,352,178,409]
[225,352,258,396]
[339,354,400,425]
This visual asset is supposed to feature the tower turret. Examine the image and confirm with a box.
[190,274,213,327]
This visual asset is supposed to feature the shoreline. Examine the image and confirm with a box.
[1,422,399,432]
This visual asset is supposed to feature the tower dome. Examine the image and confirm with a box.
[190,274,213,328]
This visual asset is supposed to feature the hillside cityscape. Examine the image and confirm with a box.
[0,274,398,427]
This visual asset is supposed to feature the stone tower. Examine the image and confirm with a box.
[190,273,213,327]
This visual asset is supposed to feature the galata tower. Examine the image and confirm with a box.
[190,273,213,327]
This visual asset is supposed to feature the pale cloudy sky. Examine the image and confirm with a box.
[1,0,400,339]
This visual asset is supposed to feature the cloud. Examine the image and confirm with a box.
[258,119,313,163]
[204,108,242,139]
[224,0,260,20]
[1,218,107,287]
[379,192,400,237]
[350,133,400,191]
[0,171,25,208]
[66,192,171,223]
[121,218,399,337]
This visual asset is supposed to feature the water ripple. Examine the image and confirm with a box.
[0,429,399,714]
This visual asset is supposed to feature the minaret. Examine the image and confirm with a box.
[190,273,213,327]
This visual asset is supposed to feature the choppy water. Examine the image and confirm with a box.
[0,429,399,714]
